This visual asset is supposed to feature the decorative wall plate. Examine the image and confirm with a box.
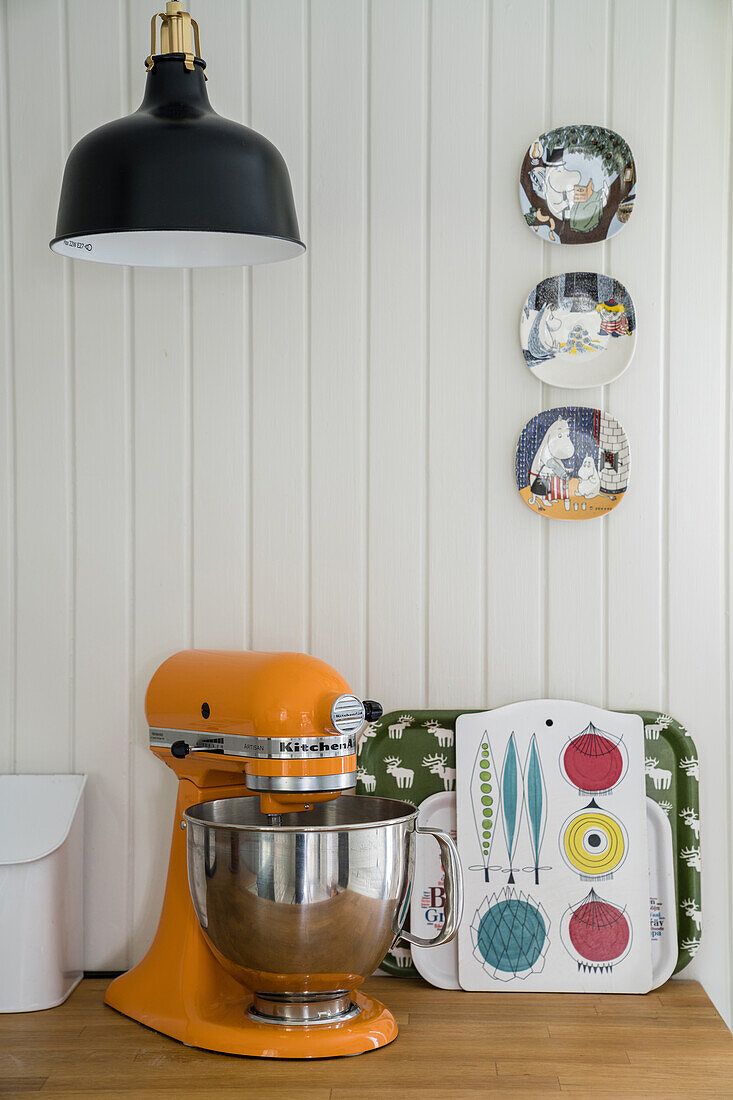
[520,124,636,245]
[515,407,630,519]
[521,272,636,387]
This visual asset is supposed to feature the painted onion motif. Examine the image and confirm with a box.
[560,721,627,794]
[559,801,628,880]
[560,888,633,973]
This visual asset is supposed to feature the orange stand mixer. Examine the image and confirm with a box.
[105,649,462,1058]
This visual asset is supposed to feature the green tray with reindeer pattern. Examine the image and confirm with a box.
[356,708,700,977]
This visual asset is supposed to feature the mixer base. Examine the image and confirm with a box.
[105,980,398,1058]
[103,770,399,1058]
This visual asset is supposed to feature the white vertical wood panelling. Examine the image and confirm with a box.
[667,0,730,1020]
[250,0,309,654]
[485,0,547,708]
[0,0,14,775]
[604,0,668,711]
[308,0,367,690]
[427,0,487,706]
[6,0,72,773]
[129,257,188,962]
[367,0,427,709]
[191,0,248,651]
[0,0,731,1022]
[126,0,189,961]
[544,0,608,703]
[66,0,132,970]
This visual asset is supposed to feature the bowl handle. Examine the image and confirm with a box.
[399,826,464,949]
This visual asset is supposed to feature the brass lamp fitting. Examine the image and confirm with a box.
[146,1,203,74]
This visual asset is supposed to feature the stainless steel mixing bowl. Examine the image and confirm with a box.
[184,794,463,1024]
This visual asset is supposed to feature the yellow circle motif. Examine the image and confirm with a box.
[562,810,626,876]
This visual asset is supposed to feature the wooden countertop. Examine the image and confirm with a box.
[1,976,732,1097]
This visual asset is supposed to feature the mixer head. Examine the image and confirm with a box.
[145,649,382,814]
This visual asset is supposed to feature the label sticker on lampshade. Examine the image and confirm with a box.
[515,406,630,519]
[521,272,636,388]
[560,722,628,796]
[560,802,628,880]
[519,124,636,244]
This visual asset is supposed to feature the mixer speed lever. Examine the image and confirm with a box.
[170,740,223,759]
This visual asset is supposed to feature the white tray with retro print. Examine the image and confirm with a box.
[410,791,676,992]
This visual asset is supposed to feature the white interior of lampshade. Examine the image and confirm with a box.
[50,230,305,267]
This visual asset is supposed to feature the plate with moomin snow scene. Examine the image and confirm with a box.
[520,124,636,245]
[515,406,630,519]
[521,272,637,388]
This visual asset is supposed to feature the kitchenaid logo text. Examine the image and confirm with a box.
[279,736,355,755]
[64,239,93,251]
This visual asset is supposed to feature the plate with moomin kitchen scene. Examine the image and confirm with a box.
[521,272,636,388]
[520,124,636,245]
[515,407,629,519]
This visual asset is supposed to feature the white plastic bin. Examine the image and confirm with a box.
[0,774,86,1011]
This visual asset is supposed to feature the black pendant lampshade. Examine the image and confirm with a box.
[50,2,304,268]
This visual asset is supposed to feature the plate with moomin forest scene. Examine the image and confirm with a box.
[521,272,637,388]
[520,123,636,245]
[515,406,630,519]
